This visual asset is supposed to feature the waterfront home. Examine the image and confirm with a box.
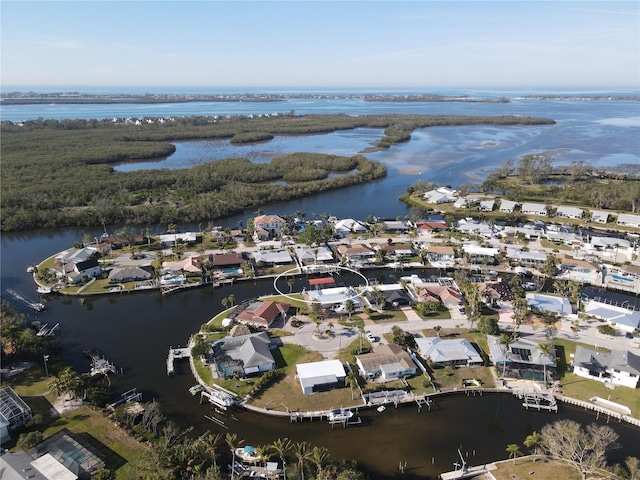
[591,210,610,224]
[55,246,98,264]
[557,255,601,284]
[456,219,495,238]
[526,293,572,315]
[415,220,449,234]
[356,344,417,381]
[416,284,462,306]
[478,199,495,212]
[423,188,457,204]
[583,299,640,334]
[487,334,557,381]
[544,230,582,246]
[306,286,362,309]
[461,245,500,265]
[210,332,275,378]
[426,245,456,267]
[108,266,153,283]
[234,300,290,329]
[252,249,294,266]
[162,255,202,274]
[333,218,368,237]
[335,243,376,263]
[555,206,584,219]
[499,199,518,213]
[501,225,544,240]
[52,257,101,284]
[454,196,479,209]
[377,242,414,257]
[365,284,414,307]
[296,359,347,394]
[572,346,640,388]
[157,232,197,247]
[253,214,286,241]
[506,248,547,269]
[521,202,547,216]
[478,281,513,303]
[603,265,640,294]
[617,213,640,228]
[414,337,483,367]
[211,252,245,272]
[382,219,410,233]
[295,246,334,265]
[0,387,32,437]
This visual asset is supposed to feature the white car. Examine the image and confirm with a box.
[366,333,377,342]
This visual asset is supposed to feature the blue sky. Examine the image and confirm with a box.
[1,1,639,89]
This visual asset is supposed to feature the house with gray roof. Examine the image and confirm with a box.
[591,210,610,224]
[414,337,483,367]
[252,250,294,266]
[211,332,276,378]
[356,344,416,381]
[295,246,334,264]
[506,248,547,268]
[572,346,640,388]
[583,299,640,333]
[499,200,518,213]
[487,334,556,381]
[617,213,640,228]
[521,202,547,216]
[478,199,495,212]
[108,266,153,283]
[556,206,584,219]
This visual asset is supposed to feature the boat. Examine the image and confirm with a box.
[7,288,46,311]
[377,405,386,413]
[235,446,261,463]
[201,389,235,408]
[90,356,116,376]
[327,408,354,422]
[27,265,36,273]
[189,385,203,395]
[37,286,52,294]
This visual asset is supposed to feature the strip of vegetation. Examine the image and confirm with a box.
[229,131,274,143]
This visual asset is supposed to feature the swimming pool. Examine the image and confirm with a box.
[612,274,634,283]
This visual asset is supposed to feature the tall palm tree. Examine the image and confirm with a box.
[311,446,330,478]
[345,371,359,400]
[293,441,311,480]
[270,438,292,480]
[536,342,554,385]
[498,333,515,379]
[506,443,521,464]
[226,433,243,479]
[203,432,223,469]
[523,431,541,462]
[254,444,271,467]
[344,299,355,321]
[228,294,235,307]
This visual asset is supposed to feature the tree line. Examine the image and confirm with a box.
[1,113,554,232]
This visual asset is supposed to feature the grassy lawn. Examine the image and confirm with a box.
[367,308,408,323]
[491,458,581,480]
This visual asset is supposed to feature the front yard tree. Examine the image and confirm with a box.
[344,299,355,321]
[536,342,554,385]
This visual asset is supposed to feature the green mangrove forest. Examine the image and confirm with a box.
[0,113,554,232]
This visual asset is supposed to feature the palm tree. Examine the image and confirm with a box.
[226,433,243,479]
[498,333,515,379]
[270,438,292,480]
[228,294,235,307]
[221,297,229,310]
[254,444,271,467]
[344,299,355,321]
[536,342,554,385]
[523,431,541,462]
[506,443,521,464]
[434,325,442,337]
[311,446,330,478]
[203,432,223,469]
[287,277,294,293]
[357,324,366,352]
[345,371,359,400]
[293,441,311,480]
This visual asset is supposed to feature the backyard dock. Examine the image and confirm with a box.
[513,388,558,412]
[166,346,191,375]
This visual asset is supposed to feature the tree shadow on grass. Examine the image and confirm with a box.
[271,347,287,369]
[75,431,128,471]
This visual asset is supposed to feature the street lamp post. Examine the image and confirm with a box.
[43,355,49,378]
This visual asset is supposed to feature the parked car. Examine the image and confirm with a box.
[366,333,378,342]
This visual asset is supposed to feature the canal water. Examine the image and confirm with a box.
[2,228,640,479]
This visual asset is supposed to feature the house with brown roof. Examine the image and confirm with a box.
[162,255,202,274]
[426,245,456,267]
[417,285,462,306]
[234,300,290,328]
[557,254,601,284]
[336,244,376,263]
[355,344,417,381]
[253,214,286,241]
[211,252,245,268]
[415,221,448,234]
[377,242,414,257]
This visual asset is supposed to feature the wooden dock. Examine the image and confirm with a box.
[513,388,558,412]
[166,346,190,375]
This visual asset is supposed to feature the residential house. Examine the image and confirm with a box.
[478,199,495,212]
[478,281,513,304]
[456,219,496,238]
[603,265,640,294]
[454,197,479,209]
[252,250,294,266]
[526,293,572,315]
[334,218,368,237]
[423,188,457,204]
[108,266,153,283]
[55,247,97,264]
[544,230,582,246]
[336,244,376,263]
[499,200,518,213]
[417,284,462,306]
[414,337,483,367]
[572,346,640,388]
[0,387,32,436]
[506,248,547,269]
[211,332,276,377]
[296,359,347,394]
[583,300,640,334]
[415,221,449,235]
[53,258,102,284]
[253,214,286,240]
[295,246,334,265]
[426,245,456,267]
[377,242,414,258]
[617,213,640,228]
[501,225,544,240]
[234,300,290,328]
[306,286,362,309]
[211,252,245,272]
[356,344,417,381]
[591,210,610,224]
[162,255,202,274]
[157,232,197,247]
[462,245,500,265]
[487,334,557,380]
[557,255,601,284]
[383,220,410,233]
[521,202,547,216]
[555,206,584,219]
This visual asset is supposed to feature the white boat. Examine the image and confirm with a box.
[201,389,235,408]
[327,408,354,422]
[37,286,52,294]
[189,385,203,395]
[235,446,261,463]
[377,405,386,412]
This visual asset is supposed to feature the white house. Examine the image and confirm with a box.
[478,199,495,212]
[572,346,640,388]
[506,248,547,268]
[556,206,584,219]
[355,344,417,381]
[454,197,479,209]
[617,213,640,228]
[424,187,457,204]
[499,200,518,213]
[157,232,197,247]
[414,337,483,367]
[526,293,572,315]
[252,250,294,266]
[583,300,640,333]
[296,360,347,394]
[334,218,368,236]
[521,202,547,216]
[591,210,610,224]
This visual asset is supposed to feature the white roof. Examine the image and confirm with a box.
[295,246,334,262]
[252,250,293,264]
[506,248,547,262]
[526,293,572,315]
[521,202,547,213]
[296,359,346,379]
[556,206,583,217]
[334,218,368,233]
[617,213,640,226]
[32,454,77,480]
[306,286,360,306]
[591,210,609,222]
[584,300,640,330]
[499,200,518,211]
[415,337,482,364]
[462,245,500,256]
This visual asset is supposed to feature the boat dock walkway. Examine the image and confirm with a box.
[513,388,558,412]
[166,346,191,375]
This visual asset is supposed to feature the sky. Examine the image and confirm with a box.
[1,1,639,89]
